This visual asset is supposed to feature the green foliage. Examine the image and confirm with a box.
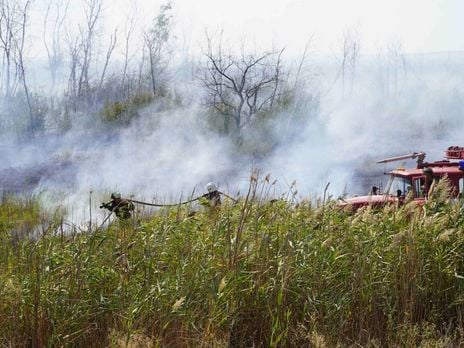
[205,87,320,158]
[100,93,154,126]
[1,182,464,346]
[0,93,49,135]
[0,195,41,238]
[131,92,155,108]
[101,101,132,126]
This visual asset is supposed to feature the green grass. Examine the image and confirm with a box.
[1,179,464,347]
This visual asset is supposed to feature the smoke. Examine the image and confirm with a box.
[262,51,464,197]
[72,106,237,197]
[2,51,464,225]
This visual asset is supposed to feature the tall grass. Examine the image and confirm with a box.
[1,179,464,347]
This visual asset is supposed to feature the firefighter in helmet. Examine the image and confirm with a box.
[423,167,435,197]
[201,182,222,207]
[100,192,135,219]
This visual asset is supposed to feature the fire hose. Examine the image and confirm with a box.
[96,192,238,230]
[129,197,200,207]
[129,191,238,207]
[96,196,198,229]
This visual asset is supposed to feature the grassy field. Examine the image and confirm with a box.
[1,179,464,347]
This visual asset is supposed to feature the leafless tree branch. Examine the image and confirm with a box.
[200,34,284,132]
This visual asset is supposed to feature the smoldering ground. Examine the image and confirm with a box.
[1,51,464,225]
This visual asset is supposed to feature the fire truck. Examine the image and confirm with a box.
[339,146,464,210]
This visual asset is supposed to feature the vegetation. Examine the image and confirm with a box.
[1,179,464,347]
[99,93,154,127]
[0,0,321,144]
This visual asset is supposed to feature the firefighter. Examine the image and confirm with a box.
[202,182,222,207]
[423,167,435,197]
[100,192,135,219]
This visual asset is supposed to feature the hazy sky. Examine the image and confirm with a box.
[135,0,464,55]
[30,0,464,59]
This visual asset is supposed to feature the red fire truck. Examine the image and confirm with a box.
[339,146,464,210]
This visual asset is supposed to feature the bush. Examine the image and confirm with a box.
[100,93,154,127]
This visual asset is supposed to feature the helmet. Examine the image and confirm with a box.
[423,167,433,175]
[111,192,121,199]
[206,182,217,192]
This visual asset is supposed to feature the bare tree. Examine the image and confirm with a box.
[338,28,360,97]
[0,0,23,104]
[201,33,285,133]
[13,0,33,126]
[121,7,137,99]
[375,39,407,97]
[43,0,70,95]
[77,0,102,101]
[96,27,117,93]
[64,0,103,111]
[66,34,80,111]
[143,1,173,97]
[283,39,313,136]
[137,44,147,93]
[0,0,34,130]
[386,39,404,96]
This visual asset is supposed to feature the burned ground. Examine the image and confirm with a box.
[0,160,77,195]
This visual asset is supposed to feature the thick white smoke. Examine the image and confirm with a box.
[264,52,464,197]
[2,52,464,225]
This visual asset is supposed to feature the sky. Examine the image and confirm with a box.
[30,0,464,60]
[128,0,464,56]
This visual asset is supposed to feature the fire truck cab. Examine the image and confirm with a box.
[339,146,464,211]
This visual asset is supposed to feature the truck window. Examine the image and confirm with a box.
[386,176,412,197]
[413,177,425,198]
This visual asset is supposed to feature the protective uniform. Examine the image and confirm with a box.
[202,182,221,207]
[423,167,435,197]
[100,192,135,219]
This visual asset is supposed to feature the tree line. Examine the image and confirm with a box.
[0,0,320,140]
[1,0,446,146]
